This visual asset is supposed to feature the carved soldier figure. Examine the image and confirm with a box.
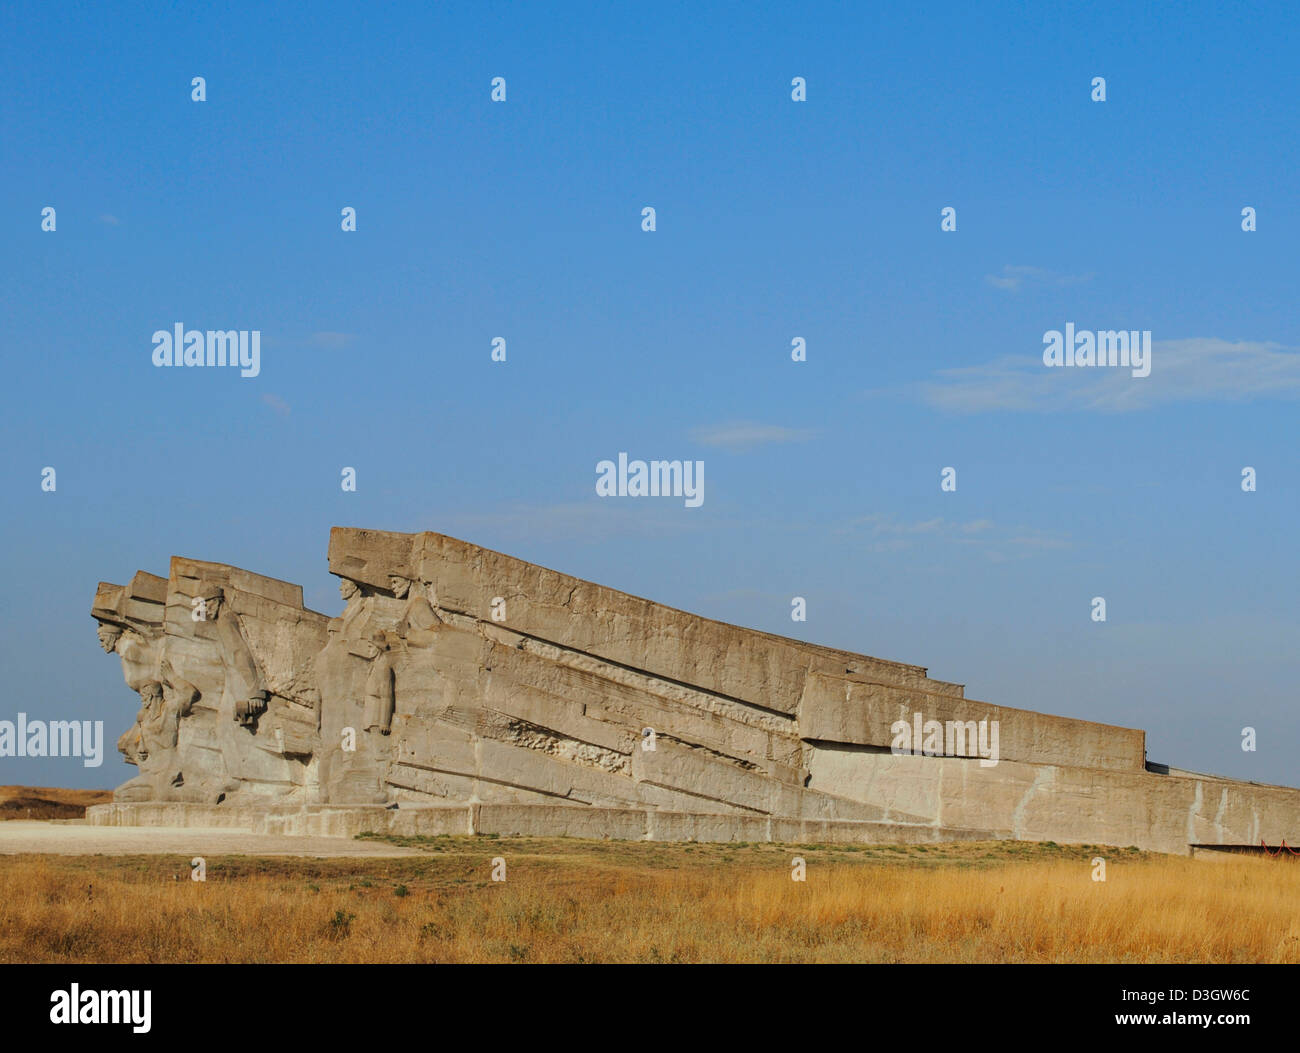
[362,630,397,735]
[117,680,165,766]
[96,620,162,694]
[116,658,201,775]
[332,577,374,641]
[389,574,442,647]
[96,622,121,653]
[199,584,269,728]
[158,658,200,739]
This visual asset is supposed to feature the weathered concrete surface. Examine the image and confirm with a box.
[806,748,1300,857]
[93,557,328,805]
[0,820,423,857]
[85,801,1005,845]
[85,527,1300,854]
[799,671,1146,772]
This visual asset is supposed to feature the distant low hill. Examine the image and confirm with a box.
[0,786,112,820]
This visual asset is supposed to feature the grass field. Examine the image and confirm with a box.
[3,833,1298,963]
[0,785,112,821]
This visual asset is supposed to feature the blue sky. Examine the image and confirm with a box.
[2,1,1297,789]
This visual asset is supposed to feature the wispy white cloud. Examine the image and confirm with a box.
[985,264,1092,293]
[855,514,947,536]
[98,214,121,226]
[261,393,291,416]
[691,421,814,451]
[914,339,1300,413]
[839,514,1071,560]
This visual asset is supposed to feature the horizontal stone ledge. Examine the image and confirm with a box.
[86,801,1010,845]
[797,671,1147,773]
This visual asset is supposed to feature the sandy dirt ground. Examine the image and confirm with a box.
[0,821,424,857]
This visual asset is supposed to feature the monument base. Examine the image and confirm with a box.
[84,801,1007,845]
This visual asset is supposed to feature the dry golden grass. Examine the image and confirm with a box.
[0,785,112,821]
[1,837,1297,963]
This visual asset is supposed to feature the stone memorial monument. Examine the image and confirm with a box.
[87,528,1300,855]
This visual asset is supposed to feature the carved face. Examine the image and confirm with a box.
[204,596,222,621]
[339,579,359,601]
[97,624,122,653]
[388,575,410,599]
